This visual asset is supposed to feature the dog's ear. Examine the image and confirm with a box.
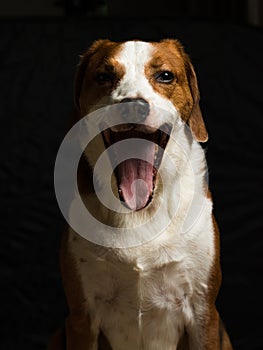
[184,56,208,143]
[74,39,111,113]
[161,39,208,142]
[74,52,89,113]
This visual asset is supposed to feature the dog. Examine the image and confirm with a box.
[49,39,233,349]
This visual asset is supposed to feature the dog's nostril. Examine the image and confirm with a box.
[121,97,148,105]
[120,97,150,121]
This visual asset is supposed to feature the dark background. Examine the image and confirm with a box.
[0,1,263,349]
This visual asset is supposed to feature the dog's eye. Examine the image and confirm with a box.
[95,72,114,84]
[155,71,175,83]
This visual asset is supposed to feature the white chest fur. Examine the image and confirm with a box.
[70,204,214,350]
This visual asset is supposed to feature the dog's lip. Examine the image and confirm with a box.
[101,123,171,144]
[108,123,158,134]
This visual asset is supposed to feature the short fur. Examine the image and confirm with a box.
[48,39,233,350]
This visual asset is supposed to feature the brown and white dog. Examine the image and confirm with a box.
[49,39,233,350]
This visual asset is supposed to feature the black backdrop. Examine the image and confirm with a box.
[0,17,263,350]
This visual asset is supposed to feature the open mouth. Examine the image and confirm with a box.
[101,124,171,211]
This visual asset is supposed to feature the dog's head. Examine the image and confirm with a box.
[74,39,208,212]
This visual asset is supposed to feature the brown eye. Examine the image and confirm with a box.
[95,72,114,84]
[155,71,175,83]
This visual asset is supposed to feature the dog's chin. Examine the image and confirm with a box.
[101,123,171,211]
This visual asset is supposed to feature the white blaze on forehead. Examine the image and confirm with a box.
[117,41,153,72]
[112,41,154,100]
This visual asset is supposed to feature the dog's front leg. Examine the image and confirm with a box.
[60,231,100,350]
[65,312,99,350]
[203,307,233,350]
[47,314,99,350]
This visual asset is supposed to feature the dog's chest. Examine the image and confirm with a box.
[76,239,209,350]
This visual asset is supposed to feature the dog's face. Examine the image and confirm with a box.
[75,39,208,212]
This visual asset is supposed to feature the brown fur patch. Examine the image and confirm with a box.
[147,39,208,142]
[75,40,125,116]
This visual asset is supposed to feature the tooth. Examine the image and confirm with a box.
[154,143,158,161]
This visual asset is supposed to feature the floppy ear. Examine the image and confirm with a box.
[160,39,208,142]
[74,53,90,113]
[74,39,111,113]
[184,57,208,142]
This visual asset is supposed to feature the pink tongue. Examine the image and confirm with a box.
[117,144,155,211]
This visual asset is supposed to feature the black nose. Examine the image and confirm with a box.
[120,97,150,122]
